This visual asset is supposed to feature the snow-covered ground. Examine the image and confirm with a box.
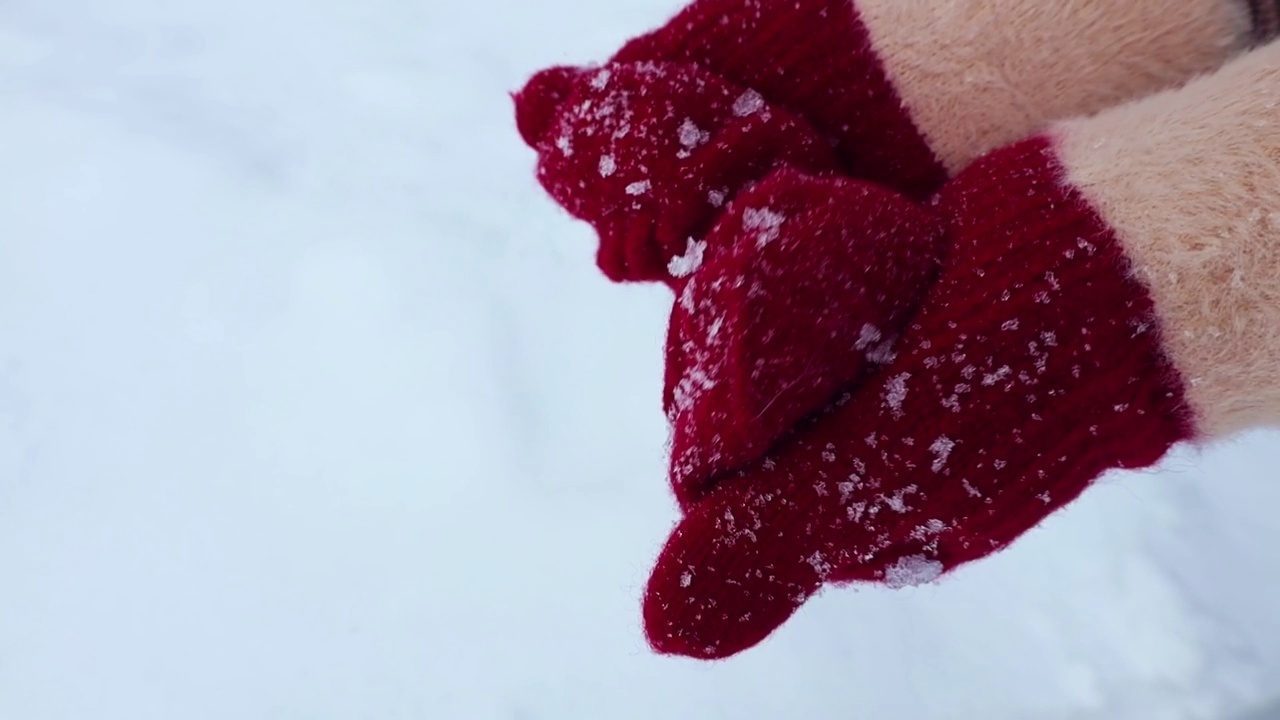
[2,1,1279,718]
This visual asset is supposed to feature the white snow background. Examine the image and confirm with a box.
[2,0,1280,718]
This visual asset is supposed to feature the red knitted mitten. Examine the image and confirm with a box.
[514,61,842,285]
[513,0,940,284]
[646,137,1196,659]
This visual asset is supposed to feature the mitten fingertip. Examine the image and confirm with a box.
[513,65,582,149]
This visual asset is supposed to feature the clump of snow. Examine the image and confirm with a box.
[867,338,897,365]
[672,366,716,413]
[707,189,726,207]
[883,373,910,416]
[838,480,857,503]
[885,555,944,589]
[625,180,650,196]
[930,436,955,473]
[883,485,918,514]
[598,154,616,177]
[742,206,786,247]
[807,551,832,577]
[855,323,882,351]
[733,89,765,117]
[678,118,709,149]
[983,365,1012,386]
[668,238,707,278]
[918,519,949,536]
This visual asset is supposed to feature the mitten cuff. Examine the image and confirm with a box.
[1054,39,1280,439]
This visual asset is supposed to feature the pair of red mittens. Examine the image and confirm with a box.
[512,0,1263,661]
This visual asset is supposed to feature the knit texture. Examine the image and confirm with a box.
[612,0,946,198]
[643,137,1195,660]
[663,168,946,510]
[514,61,842,283]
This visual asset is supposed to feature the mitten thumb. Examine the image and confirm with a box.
[643,478,825,660]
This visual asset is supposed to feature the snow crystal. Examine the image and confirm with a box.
[929,436,954,473]
[911,519,949,540]
[707,189,727,207]
[866,339,897,365]
[883,373,910,416]
[838,480,857,503]
[921,519,948,534]
[1002,319,1020,331]
[884,555,944,589]
[589,68,611,89]
[733,89,765,117]
[706,315,724,342]
[668,238,707,278]
[855,323,882,351]
[742,206,786,247]
[678,118,709,149]
[982,366,1012,386]
[807,551,832,576]
[680,571,692,588]
[625,180,650,196]
[597,154,616,177]
[555,134,573,156]
[672,367,716,413]
[883,485,918,514]
[678,279,697,313]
